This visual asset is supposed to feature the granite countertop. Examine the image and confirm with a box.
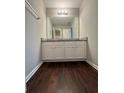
[41,37,88,42]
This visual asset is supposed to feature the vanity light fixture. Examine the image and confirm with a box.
[57,9,68,15]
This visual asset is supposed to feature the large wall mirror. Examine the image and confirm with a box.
[46,8,79,39]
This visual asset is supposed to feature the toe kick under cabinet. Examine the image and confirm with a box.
[41,40,87,62]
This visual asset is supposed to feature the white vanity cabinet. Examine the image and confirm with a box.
[41,40,87,62]
[42,42,65,60]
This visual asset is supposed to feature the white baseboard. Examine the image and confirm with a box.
[86,60,98,70]
[26,61,43,83]
[42,58,87,62]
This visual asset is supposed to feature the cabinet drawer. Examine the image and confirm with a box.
[64,42,76,46]
[42,42,64,46]
[76,41,86,46]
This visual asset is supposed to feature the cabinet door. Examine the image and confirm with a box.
[65,46,76,59]
[74,47,85,58]
[53,46,64,59]
[75,42,87,58]
[42,46,64,60]
[42,46,55,60]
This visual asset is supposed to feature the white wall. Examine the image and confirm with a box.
[25,0,46,77]
[71,17,79,38]
[47,17,53,39]
[80,0,98,65]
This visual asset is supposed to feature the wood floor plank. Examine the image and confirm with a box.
[26,61,98,93]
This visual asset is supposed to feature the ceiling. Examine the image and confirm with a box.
[44,0,83,8]
[50,17,74,26]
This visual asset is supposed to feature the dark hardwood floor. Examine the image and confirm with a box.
[26,61,98,93]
